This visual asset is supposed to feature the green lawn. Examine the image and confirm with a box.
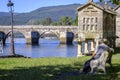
[0,54,120,80]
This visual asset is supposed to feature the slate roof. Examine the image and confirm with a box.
[114,5,120,11]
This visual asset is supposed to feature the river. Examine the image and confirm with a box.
[1,38,78,58]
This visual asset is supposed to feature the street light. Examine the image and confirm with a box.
[7,0,15,55]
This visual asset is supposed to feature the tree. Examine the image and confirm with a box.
[51,22,58,26]
[73,16,78,26]
[40,17,52,26]
[27,19,41,25]
[100,0,120,5]
[58,16,72,26]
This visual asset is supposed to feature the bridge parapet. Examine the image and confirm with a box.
[0,25,77,28]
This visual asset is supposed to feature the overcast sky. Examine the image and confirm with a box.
[0,0,99,13]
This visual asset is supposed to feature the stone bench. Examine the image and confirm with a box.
[90,48,114,74]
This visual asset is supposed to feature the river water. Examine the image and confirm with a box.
[1,38,78,58]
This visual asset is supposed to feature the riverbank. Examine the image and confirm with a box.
[0,54,120,80]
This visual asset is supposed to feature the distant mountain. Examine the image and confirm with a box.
[0,4,81,25]
[0,12,10,16]
[0,1,117,25]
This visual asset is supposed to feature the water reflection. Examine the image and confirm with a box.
[1,38,78,58]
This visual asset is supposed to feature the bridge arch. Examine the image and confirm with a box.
[14,31,26,44]
[0,31,6,45]
[31,31,40,44]
[66,28,77,40]
[14,31,25,38]
[5,31,26,44]
[66,31,74,44]
[40,30,59,39]
[13,30,26,38]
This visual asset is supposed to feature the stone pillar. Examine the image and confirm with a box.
[116,16,120,47]
[60,32,66,44]
[77,39,83,57]
[25,32,32,44]
[95,38,99,49]
[90,40,95,51]
[84,40,89,54]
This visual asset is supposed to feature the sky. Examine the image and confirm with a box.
[0,0,99,13]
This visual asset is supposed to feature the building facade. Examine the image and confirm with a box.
[77,0,116,56]
[114,5,120,47]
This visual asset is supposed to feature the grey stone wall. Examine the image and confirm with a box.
[103,12,116,38]
[116,7,120,47]
[78,4,103,39]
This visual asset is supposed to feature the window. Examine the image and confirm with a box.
[95,25,97,31]
[95,17,98,23]
[86,25,89,31]
[83,25,85,31]
[83,18,85,23]
[91,18,94,23]
[87,7,93,9]
[86,18,89,23]
[91,25,94,31]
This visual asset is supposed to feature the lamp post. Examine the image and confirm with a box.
[7,0,15,55]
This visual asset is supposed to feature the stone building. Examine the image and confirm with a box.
[114,5,120,47]
[77,0,116,56]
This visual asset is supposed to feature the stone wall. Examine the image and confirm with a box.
[78,4,103,39]
[103,12,116,38]
[116,7,120,47]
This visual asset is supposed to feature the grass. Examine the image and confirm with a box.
[0,54,120,80]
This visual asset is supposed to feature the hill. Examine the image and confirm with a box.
[0,4,81,25]
[0,1,117,25]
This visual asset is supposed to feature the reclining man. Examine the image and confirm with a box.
[81,39,111,73]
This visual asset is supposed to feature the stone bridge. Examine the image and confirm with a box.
[0,25,78,45]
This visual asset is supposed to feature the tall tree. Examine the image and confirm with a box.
[40,17,52,26]
[73,16,78,26]
[27,19,41,25]
[100,0,120,5]
[51,22,58,26]
[58,16,72,26]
